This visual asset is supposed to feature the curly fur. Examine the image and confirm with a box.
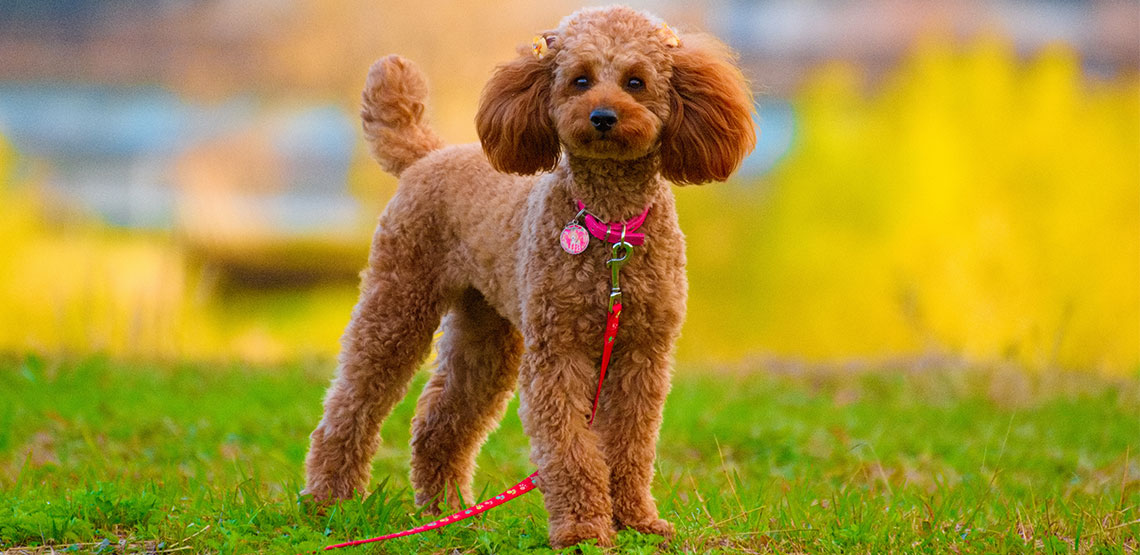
[303,6,755,548]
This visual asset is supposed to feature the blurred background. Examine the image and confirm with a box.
[0,0,1136,375]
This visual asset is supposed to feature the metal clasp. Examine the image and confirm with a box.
[606,226,633,309]
[567,208,587,227]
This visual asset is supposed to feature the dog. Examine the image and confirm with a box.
[302,5,755,548]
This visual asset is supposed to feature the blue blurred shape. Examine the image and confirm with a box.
[0,85,357,231]
[739,98,795,178]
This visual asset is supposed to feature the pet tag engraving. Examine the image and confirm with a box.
[560,223,589,254]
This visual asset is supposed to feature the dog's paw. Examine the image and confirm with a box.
[418,503,444,517]
[414,497,461,517]
[297,484,360,517]
[297,490,331,516]
[618,517,674,539]
[549,519,616,549]
[414,486,470,516]
[301,476,358,504]
[299,484,335,505]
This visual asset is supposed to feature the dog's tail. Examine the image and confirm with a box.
[361,55,445,176]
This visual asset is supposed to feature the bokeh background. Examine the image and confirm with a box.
[0,0,1136,375]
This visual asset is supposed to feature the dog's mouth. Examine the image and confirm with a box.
[582,134,623,151]
[576,140,635,160]
[567,132,655,160]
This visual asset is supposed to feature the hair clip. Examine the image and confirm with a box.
[531,35,550,59]
[658,23,680,48]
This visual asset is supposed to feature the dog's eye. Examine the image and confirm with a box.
[573,76,591,90]
[626,77,645,90]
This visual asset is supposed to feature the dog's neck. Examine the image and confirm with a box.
[563,153,667,221]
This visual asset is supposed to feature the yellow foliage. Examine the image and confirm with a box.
[677,38,1139,375]
[0,136,355,363]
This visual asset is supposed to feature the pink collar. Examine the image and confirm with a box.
[575,200,650,246]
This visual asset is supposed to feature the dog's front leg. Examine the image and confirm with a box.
[519,347,615,548]
[594,343,675,539]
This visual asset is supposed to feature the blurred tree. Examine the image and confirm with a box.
[678,38,1139,375]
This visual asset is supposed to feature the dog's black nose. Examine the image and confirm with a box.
[589,108,617,132]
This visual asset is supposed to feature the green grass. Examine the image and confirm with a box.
[0,355,1137,554]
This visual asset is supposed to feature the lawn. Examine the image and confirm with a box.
[0,355,1136,554]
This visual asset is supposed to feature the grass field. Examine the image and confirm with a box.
[0,355,1137,554]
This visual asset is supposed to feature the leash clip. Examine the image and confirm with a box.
[607,226,633,310]
[567,208,587,226]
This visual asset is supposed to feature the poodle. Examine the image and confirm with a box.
[302,5,755,548]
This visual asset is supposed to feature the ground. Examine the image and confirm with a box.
[0,355,1136,554]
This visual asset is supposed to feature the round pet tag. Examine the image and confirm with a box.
[560,223,589,254]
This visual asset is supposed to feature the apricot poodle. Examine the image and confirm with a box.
[303,5,755,548]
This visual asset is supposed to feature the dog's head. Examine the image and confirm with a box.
[476,6,757,184]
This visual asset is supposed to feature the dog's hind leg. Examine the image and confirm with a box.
[303,235,447,502]
[410,288,523,512]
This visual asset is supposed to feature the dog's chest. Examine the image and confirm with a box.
[550,237,676,331]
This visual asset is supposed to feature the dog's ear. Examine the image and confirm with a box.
[659,34,757,185]
[476,43,560,175]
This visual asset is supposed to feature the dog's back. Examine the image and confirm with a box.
[360,57,546,325]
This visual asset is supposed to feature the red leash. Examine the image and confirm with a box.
[319,471,540,550]
[311,202,638,552]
